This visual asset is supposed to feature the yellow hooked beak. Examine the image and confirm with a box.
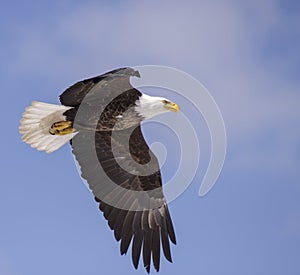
[164,101,180,113]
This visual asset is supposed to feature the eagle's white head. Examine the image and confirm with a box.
[134,94,180,120]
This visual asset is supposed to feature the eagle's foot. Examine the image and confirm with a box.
[49,121,75,135]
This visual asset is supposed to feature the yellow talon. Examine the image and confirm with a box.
[49,121,75,135]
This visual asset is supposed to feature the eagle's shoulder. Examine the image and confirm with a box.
[59,67,140,107]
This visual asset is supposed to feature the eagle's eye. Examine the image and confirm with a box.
[162,100,170,105]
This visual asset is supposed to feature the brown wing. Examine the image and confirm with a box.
[59,67,140,107]
[71,125,176,273]
[59,67,142,128]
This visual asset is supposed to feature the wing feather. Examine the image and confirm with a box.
[152,226,161,272]
[59,67,139,107]
[68,68,176,272]
[143,228,153,273]
[120,211,135,255]
[132,211,143,269]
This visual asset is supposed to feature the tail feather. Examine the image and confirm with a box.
[19,101,77,153]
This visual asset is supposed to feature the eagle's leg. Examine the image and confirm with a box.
[49,121,75,135]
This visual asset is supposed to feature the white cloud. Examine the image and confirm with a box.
[8,0,300,176]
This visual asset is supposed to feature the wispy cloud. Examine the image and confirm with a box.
[6,0,300,177]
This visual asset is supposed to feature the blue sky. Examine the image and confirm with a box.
[1,0,300,274]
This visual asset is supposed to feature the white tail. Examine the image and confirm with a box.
[19,101,77,153]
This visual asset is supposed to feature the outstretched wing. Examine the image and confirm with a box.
[59,67,142,129]
[71,125,176,272]
[61,67,177,272]
[59,67,140,107]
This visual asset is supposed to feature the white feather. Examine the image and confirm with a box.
[134,94,169,119]
[19,101,77,153]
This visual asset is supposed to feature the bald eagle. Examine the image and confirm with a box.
[19,67,180,273]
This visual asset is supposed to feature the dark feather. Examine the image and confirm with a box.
[161,226,172,262]
[60,67,140,107]
[66,67,176,272]
[113,209,128,241]
[120,211,135,255]
[132,230,143,269]
[143,229,153,273]
[152,226,161,272]
[165,205,177,245]
[132,211,143,269]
